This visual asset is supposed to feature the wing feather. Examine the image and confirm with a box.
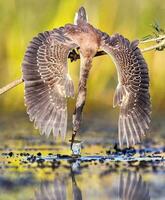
[100,33,151,147]
[22,27,78,139]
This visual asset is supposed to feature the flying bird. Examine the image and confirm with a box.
[22,7,151,148]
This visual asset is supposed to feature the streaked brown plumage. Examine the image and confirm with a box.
[100,33,151,147]
[22,7,151,148]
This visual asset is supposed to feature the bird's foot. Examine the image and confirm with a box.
[69,132,82,156]
[68,49,80,62]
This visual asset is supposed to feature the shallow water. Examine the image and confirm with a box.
[0,115,164,200]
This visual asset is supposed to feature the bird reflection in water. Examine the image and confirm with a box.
[71,165,82,200]
[35,179,67,200]
[34,164,150,200]
[34,161,82,200]
[119,171,150,200]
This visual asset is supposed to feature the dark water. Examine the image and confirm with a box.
[0,115,164,200]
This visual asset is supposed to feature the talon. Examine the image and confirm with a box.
[68,49,80,62]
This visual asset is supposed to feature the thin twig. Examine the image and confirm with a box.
[141,39,165,52]
[140,35,165,44]
[0,78,23,95]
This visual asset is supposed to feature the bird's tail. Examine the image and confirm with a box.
[74,7,88,25]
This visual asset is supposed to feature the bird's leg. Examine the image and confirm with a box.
[71,57,92,149]
[71,83,87,148]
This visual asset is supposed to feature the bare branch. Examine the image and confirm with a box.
[140,35,165,44]
[141,38,165,52]
[0,78,23,95]
[69,50,108,62]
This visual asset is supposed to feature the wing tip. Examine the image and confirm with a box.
[118,111,151,149]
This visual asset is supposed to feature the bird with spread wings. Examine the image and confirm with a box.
[22,7,151,148]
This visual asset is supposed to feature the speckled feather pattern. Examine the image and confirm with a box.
[22,7,151,148]
[22,29,76,139]
[101,33,151,147]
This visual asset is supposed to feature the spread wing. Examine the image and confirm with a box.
[22,27,77,139]
[100,33,151,148]
[119,172,150,200]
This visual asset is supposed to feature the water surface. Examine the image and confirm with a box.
[0,115,164,200]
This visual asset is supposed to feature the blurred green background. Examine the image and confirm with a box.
[0,0,165,116]
[0,2,164,199]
